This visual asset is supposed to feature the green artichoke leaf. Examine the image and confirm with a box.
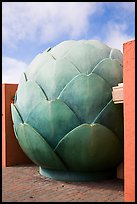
[86,40,111,50]
[11,39,124,176]
[54,123,123,172]
[32,58,80,100]
[64,42,111,74]
[49,40,77,59]
[109,48,123,65]
[15,80,48,121]
[58,73,112,123]
[91,58,123,87]
[16,123,67,170]
[19,72,27,84]
[25,99,81,149]
[16,72,27,96]
[93,100,124,145]
[26,51,54,78]
[11,103,23,131]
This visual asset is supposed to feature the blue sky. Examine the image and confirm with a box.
[2,2,135,83]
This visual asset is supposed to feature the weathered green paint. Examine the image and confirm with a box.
[109,48,123,64]
[92,58,123,87]
[55,123,123,171]
[11,103,23,128]
[59,73,112,123]
[25,99,81,148]
[94,100,124,145]
[16,80,47,121]
[39,167,116,182]
[63,41,111,74]
[26,51,53,78]
[31,58,80,100]
[16,123,67,170]
[11,40,124,181]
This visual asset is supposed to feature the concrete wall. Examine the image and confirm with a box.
[123,40,135,202]
[2,84,32,167]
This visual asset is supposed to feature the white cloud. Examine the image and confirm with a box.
[2,2,135,84]
[2,2,103,48]
[104,22,134,52]
[2,2,134,50]
[2,57,28,83]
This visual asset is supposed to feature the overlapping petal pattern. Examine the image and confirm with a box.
[11,40,124,181]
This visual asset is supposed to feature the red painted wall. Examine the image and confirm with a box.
[123,40,135,202]
[2,84,32,167]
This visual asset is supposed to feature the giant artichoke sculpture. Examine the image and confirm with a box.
[11,40,124,181]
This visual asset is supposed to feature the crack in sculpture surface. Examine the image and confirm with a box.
[11,40,124,181]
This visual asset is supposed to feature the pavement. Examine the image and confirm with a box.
[2,164,124,202]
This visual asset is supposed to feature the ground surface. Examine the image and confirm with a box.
[2,164,124,202]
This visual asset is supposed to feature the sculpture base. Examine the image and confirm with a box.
[39,167,116,182]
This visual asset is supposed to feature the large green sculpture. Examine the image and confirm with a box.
[11,40,124,181]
